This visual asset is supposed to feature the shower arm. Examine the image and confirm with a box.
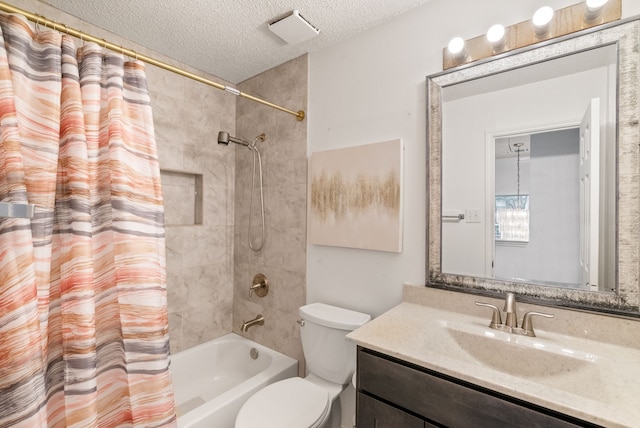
[228,136,251,147]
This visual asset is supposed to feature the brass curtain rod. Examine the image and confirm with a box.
[0,1,306,121]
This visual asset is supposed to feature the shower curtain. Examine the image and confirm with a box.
[0,14,176,428]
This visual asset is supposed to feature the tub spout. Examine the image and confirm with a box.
[241,314,265,332]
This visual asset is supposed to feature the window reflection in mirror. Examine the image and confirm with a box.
[440,44,617,293]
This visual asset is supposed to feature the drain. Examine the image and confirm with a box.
[250,348,259,360]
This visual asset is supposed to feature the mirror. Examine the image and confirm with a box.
[442,45,616,292]
[426,18,640,314]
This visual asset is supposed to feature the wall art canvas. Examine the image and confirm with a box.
[308,139,403,252]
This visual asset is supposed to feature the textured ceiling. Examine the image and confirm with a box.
[39,0,432,83]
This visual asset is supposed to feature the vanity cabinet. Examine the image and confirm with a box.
[356,347,600,428]
[357,392,429,428]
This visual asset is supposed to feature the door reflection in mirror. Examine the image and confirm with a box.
[492,128,581,288]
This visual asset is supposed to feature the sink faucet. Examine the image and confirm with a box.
[503,292,518,328]
[241,314,265,332]
[475,293,554,337]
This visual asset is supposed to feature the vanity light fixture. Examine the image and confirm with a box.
[532,6,554,36]
[585,0,609,20]
[447,37,465,58]
[442,0,620,69]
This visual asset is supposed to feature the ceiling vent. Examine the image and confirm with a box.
[268,10,319,45]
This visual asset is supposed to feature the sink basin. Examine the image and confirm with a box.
[440,319,605,400]
[445,321,596,376]
[347,299,640,428]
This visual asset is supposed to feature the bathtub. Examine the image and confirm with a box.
[171,333,298,428]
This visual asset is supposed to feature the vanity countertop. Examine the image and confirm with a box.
[347,285,640,428]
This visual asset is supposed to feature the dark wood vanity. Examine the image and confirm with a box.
[355,347,600,428]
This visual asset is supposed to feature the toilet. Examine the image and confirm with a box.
[235,303,371,428]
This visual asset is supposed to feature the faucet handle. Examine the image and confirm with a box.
[249,273,268,297]
[474,302,503,329]
[516,311,554,337]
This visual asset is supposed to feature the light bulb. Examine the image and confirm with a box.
[586,0,608,10]
[532,6,554,36]
[532,6,554,27]
[585,0,609,19]
[447,37,465,56]
[486,24,505,43]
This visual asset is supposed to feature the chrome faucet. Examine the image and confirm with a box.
[475,293,554,337]
[241,314,265,332]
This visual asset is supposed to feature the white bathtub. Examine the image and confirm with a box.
[171,333,298,428]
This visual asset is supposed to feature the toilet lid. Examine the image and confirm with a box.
[235,377,330,428]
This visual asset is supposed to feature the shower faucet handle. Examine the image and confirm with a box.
[249,273,269,297]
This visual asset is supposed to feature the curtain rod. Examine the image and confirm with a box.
[0,1,306,121]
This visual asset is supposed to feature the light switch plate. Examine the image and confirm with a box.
[465,209,481,223]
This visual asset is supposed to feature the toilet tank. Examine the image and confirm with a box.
[299,303,371,385]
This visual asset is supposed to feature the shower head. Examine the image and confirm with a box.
[217,131,229,145]
[217,131,250,147]
[217,131,266,148]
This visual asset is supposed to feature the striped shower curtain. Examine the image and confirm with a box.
[0,14,176,428]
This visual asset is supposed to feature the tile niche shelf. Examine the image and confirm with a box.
[160,169,203,226]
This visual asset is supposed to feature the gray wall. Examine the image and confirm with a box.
[148,66,237,353]
[233,55,308,373]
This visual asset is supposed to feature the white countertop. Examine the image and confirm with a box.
[348,286,640,428]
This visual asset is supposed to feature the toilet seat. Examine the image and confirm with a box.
[235,377,330,428]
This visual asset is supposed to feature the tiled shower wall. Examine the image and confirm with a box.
[233,55,308,370]
[148,67,236,354]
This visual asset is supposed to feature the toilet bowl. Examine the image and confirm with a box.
[235,303,371,428]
